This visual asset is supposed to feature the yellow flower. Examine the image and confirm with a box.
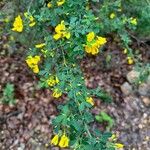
[12,15,23,32]
[87,32,95,42]
[97,36,107,45]
[25,55,41,73]
[26,55,40,66]
[84,33,107,55]
[29,16,34,22]
[86,97,94,106]
[24,12,34,22]
[24,12,28,18]
[51,134,59,146]
[55,21,66,33]
[24,12,36,27]
[110,134,117,141]
[53,21,70,40]
[32,65,40,73]
[127,57,134,65]
[52,88,62,98]
[47,2,52,8]
[29,22,36,27]
[59,134,69,148]
[47,76,59,87]
[123,48,128,54]
[85,45,99,55]
[35,43,46,48]
[130,18,137,25]
[63,32,71,39]
[57,0,65,6]
[110,13,116,19]
[114,143,124,148]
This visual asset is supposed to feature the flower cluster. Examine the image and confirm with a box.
[84,32,107,55]
[51,133,69,148]
[53,21,70,40]
[12,15,23,32]
[25,55,41,73]
[24,12,36,27]
[46,76,59,87]
[52,88,62,98]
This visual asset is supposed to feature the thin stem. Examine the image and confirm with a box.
[27,0,34,12]
[73,92,92,138]
[61,48,67,66]
[85,123,92,138]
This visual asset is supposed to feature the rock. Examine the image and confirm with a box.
[127,70,140,84]
[138,83,150,96]
[121,82,133,96]
[138,124,143,129]
[142,97,150,106]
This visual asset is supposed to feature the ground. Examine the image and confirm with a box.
[0,36,150,150]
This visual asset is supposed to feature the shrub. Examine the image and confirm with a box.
[3,0,145,149]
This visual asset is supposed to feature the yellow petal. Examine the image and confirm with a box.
[32,65,39,73]
[53,33,62,40]
[127,57,134,65]
[55,21,66,33]
[86,97,94,106]
[114,143,124,148]
[123,48,128,54]
[110,13,116,19]
[58,134,69,148]
[52,88,62,98]
[97,36,107,45]
[130,18,137,25]
[35,43,46,48]
[87,32,95,42]
[29,22,36,27]
[12,15,23,32]
[64,32,71,39]
[47,2,52,8]
[57,0,65,6]
[51,135,59,146]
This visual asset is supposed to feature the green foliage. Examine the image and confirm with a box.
[95,112,114,131]
[123,0,150,38]
[2,0,146,149]
[0,83,16,105]
[134,63,150,85]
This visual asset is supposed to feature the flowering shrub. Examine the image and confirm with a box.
[3,0,142,149]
